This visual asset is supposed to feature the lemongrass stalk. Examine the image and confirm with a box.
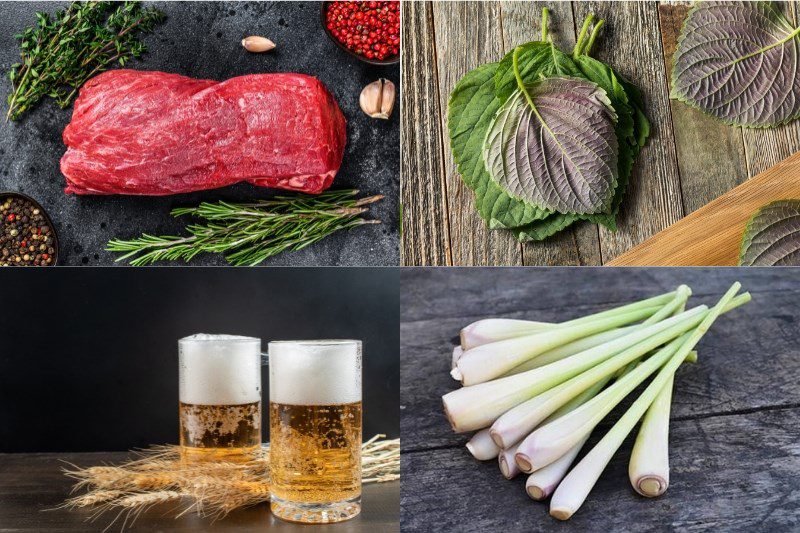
[465,428,500,460]
[451,345,463,369]
[460,319,555,350]
[527,434,589,500]
[443,305,707,432]
[498,441,522,479]
[491,366,618,449]
[442,295,748,433]
[524,362,637,500]
[456,305,663,386]
[506,287,690,377]
[525,283,743,477]
[629,374,673,497]
[515,334,688,473]
[502,326,635,376]
[548,283,741,520]
[641,285,691,325]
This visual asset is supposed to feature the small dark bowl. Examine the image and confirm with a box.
[320,1,400,66]
[0,191,59,266]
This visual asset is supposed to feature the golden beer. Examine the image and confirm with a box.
[178,334,262,462]
[269,401,362,502]
[179,401,261,461]
[268,340,362,524]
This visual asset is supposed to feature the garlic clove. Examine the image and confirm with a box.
[360,78,396,120]
[242,36,276,53]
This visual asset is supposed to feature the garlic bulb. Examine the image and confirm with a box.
[360,79,396,120]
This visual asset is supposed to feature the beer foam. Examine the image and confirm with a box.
[269,340,361,405]
[179,334,262,405]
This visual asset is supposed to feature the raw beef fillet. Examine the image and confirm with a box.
[61,70,347,195]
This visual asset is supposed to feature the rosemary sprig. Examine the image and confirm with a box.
[7,1,165,121]
[106,190,384,266]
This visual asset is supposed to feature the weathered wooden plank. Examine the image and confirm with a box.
[400,1,452,266]
[498,1,603,266]
[429,1,523,266]
[657,2,749,216]
[608,150,800,265]
[400,268,800,450]
[740,1,800,177]
[574,2,685,262]
[401,407,800,532]
[0,452,399,531]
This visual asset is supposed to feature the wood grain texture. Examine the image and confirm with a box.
[0,451,399,531]
[400,267,800,531]
[430,1,523,266]
[400,1,451,266]
[402,409,800,532]
[608,150,800,265]
[658,2,749,216]
[577,1,684,262]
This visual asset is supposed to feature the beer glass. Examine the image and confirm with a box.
[178,334,262,461]
[268,340,362,524]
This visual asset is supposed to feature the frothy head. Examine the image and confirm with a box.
[268,340,361,405]
[179,334,262,405]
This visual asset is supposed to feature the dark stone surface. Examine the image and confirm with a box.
[0,1,399,266]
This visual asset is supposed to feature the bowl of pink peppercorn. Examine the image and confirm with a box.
[321,1,400,66]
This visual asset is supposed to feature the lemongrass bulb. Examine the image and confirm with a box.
[465,429,500,461]
[498,441,522,479]
[460,319,554,350]
[526,435,589,500]
[629,375,673,497]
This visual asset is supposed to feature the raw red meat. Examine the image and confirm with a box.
[61,70,347,195]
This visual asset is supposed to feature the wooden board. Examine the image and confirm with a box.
[401,0,800,265]
[400,268,800,531]
[608,150,800,265]
[0,451,399,531]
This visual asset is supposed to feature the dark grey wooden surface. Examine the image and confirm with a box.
[400,268,800,531]
[0,1,399,266]
[0,451,399,532]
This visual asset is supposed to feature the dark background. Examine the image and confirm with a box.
[0,267,400,453]
[0,1,399,266]
[400,267,800,532]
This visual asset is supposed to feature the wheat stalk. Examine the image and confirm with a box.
[61,435,400,528]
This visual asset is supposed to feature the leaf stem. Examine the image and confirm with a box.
[540,8,549,42]
[583,19,605,56]
[573,13,595,59]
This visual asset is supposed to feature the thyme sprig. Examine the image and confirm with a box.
[7,1,165,121]
[107,190,384,266]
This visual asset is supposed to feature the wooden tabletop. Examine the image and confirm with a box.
[400,1,800,266]
[0,451,399,532]
[400,268,800,531]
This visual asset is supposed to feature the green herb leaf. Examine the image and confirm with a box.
[106,190,383,266]
[7,1,165,121]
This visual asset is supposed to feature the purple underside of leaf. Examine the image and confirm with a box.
[740,200,800,266]
[672,1,800,127]
[483,77,619,215]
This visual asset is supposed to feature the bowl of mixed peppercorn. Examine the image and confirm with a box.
[0,192,58,266]
[321,1,400,65]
